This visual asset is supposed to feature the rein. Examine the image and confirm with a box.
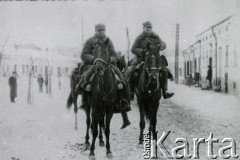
[93,58,108,65]
[143,63,161,92]
[94,58,116,102]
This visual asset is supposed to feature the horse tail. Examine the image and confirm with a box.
[66,92,73,109]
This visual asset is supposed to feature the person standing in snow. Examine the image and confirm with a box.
[37,74,44,93]
[8,71,17,103]
[206,66,212,87]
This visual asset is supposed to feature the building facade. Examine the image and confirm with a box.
[183,15,240,95]
[0,48,79,78]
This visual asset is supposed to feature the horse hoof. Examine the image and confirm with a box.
[99,141,105,147]
[88,155,95,160]
[84,142,90,148]
[106,153,113,159]
[138,142,143,145]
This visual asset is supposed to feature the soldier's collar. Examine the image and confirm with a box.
[140,32,158,39]
[94,34,107,41]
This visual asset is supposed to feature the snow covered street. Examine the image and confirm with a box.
[1,78,240,160]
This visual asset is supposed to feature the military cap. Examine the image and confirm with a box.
[95,23,106,31]
[143,21,152,28]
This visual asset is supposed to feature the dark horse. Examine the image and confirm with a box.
[82,38,118,160]
[66,68,105,147]
[131,43,162,145]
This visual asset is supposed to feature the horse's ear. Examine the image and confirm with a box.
[103,38,110,47]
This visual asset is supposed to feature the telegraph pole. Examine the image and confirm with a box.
[81,14,84,49]
[175,24,180,84]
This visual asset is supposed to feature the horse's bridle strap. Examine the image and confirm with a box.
[93,58,107,65]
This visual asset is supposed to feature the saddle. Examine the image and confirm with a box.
[76,64,122,93]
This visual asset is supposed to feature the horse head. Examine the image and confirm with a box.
[93,38,110,75]
[143,42,161,90]
[117,55,127,73]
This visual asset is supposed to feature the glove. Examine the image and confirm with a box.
[110,57,117,65]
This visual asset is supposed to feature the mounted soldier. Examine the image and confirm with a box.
[127,21,174,99]
[78,23,131,129]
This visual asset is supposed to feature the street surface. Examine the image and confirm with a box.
[0,77,240,160]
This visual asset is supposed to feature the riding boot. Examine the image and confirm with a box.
[167,68,174,81]
[121,111,131,129]
[127,66,137,100]
[160,70,174,99]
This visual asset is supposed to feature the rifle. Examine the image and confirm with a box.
[126,27,131,66]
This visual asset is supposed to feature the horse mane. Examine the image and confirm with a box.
[137,64,146,92]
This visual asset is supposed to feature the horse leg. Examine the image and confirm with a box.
[105,111,113,159]
[73,94,78,130]
[99,116,105,147]
[85,107,91,147]
[138,103,145,145]
[149,111,158,158]
[150,111,158,140]
[89,115,98,160]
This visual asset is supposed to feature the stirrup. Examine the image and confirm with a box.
[85,84,91,92]
[120,99,131,111]
[117,80,125,90]
[117,83,123,90]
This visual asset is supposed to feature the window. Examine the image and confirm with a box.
[7,65,9,74]
[234,49,237,67]
[58,67,62,77]
[225,45,229,67]
[233,82,237,89]
[226,26,228,31]
[26,65,29,73]
[22,65,25,74]
[206,53,209,66]
[14,65,17,72]
[203,52,205,68]
[35,66,38,73]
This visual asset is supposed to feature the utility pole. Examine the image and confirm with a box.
[212,27,217,86]
[175,24,180,84]
[126,27,130,66]
[0,36,9,67]
[81,14,84,52]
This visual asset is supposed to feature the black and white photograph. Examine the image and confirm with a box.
[0,0,240,159]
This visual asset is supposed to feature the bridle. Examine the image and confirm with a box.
[143,52,161,91]
[93,56,116,102]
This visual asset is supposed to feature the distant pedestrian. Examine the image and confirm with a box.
[206,66,212,87]
[8,71,17,103]
[194,72,200,85]
[3,72,6,77]
[187,74,194,87]
[37,74,44,93]
[45,76,48,94]
[58,77,61,90]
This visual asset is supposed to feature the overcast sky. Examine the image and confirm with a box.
[0,0,237,57]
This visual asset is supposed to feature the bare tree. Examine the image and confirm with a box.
[27,57,34,105]
[0,36,9,67]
